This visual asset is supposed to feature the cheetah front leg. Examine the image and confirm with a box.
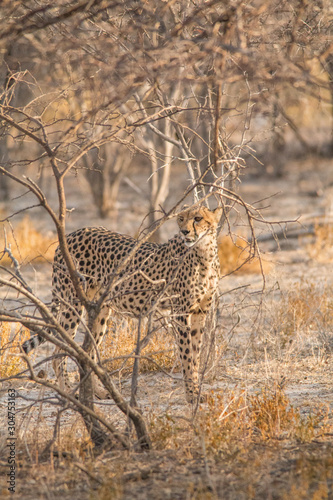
[89,304,112,399]
[189,312,206,401]
[177,313,206,404]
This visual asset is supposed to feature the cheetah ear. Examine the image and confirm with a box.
[212,206,223,223]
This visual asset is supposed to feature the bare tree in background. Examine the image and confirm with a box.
[82,142,132,218]
[0,1,331,199]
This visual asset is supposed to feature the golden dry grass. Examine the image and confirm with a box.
[307,223,333,263]
[275,280,333,341]
[0,322,33,378]
[147,383,332,481]
[217,234,272,275]
[0,215,56,266]
[195,385,328,456]
[100,316,177,375]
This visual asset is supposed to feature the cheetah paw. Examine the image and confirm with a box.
[186,392,207,404]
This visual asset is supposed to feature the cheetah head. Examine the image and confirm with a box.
[177,205,222,248]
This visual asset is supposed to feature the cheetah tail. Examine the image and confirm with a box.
[21,334,45,354]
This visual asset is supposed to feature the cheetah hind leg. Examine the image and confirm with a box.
[52,301,83,394]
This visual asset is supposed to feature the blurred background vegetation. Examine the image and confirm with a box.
[0,0,331,230]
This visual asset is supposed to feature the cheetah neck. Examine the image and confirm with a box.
[182,234,219,275]
[168,233,219,270]
[193,241,219,270]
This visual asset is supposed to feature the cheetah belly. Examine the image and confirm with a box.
[110,265,173,317]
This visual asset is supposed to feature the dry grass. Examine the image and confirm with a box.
[0,215,56,265]
[0,322,33,378]
[100,316,177,375]
[248,387,329,443]
[3,426,331,500]
[196,385,329,456]
[148,384,331,458]
[217,234,272,275]
[1,318,332,500]
[144,386,333,500]
[273,281,333,346]
[307,223,333,263]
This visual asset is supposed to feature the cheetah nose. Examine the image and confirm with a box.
[181,230,190,236]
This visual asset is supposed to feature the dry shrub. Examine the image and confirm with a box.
[100,316,177,375]
[195,386,328,458]
[197,391,250,457]
[185,482,215,500]
[0,322,33,377]
[249,387,328,442]
[148,413,182,450]
[249,387,300,440]
[307,223,333,263]
[218,234,271,275]
[0,215,56,265]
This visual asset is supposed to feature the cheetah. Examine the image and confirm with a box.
[22,205,222,403]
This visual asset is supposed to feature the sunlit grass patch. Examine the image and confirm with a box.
[147,385,330,455]
[196,390,250,457]
[248,387,329,442]
[0,322,34,378]
[307,223,333,263]
[196,386,329,457]
[218,234,272,275]
[274,281,333,342]
[0,215,56,265]
[100,316,177,375]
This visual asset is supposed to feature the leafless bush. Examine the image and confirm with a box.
[0,0,330,455]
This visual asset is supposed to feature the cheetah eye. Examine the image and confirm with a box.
[178,217,184,223]
[194,216,203,222]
